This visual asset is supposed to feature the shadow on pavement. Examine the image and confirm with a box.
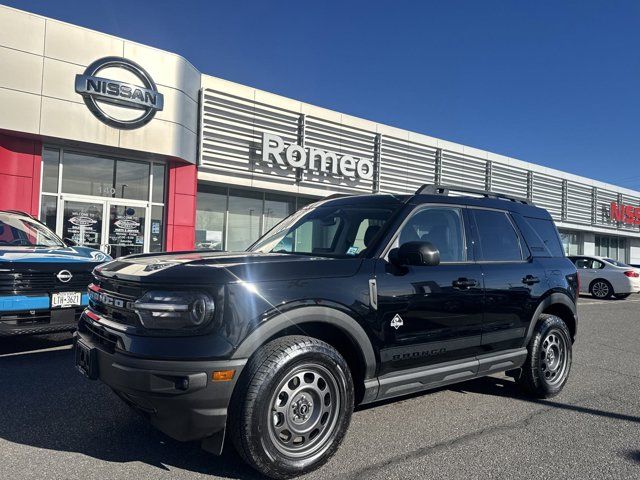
[0,332,74,356]
[0,348,263,479]
[453,376,640,425]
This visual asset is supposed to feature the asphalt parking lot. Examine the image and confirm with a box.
[1,296,639,480]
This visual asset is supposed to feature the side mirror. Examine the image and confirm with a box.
[63,238,77,247]
[389,241,440,267]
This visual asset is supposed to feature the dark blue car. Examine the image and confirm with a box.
[0,210,111,336]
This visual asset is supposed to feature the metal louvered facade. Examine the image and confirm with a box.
[196,76,640,260]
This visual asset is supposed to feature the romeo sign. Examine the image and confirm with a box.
[261,132,374,180]
[75,57,164,129]
[610,202,640,225]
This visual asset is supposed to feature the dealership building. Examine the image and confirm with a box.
[1,5,639,262]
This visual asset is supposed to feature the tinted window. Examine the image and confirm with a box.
[473,209,523,261]
[524,217,564,257]
[573,258,591,269]
[396,207,466,262]
[572,257,604,269]
[42,148,60,193]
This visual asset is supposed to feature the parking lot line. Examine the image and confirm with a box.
[579,299,640,306]
[0,344,73,358]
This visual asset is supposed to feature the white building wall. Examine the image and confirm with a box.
[0,5,200,163]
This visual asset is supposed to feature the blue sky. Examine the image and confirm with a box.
[5,1,640,189]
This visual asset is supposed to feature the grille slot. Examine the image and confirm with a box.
[79,319,119,353]
[0,271,94,294]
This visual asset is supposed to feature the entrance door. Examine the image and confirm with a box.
[59,197,149,258]
[106,202,147,258]
[60,199,106,250]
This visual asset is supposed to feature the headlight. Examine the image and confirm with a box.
[134,290,215,330]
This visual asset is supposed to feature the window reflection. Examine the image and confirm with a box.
[227,189,263,252]
[194,186,318,252]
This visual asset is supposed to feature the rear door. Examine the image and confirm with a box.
[374,205,484,375]
[469,208,547,352]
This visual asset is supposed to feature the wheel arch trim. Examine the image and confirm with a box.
[526,292,577,343]
[231,305,378,380]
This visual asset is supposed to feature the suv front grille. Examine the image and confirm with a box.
[0,271,94,294]
[79,318,120,353]
[89,276,145,327]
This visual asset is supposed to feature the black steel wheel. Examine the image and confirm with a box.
[230,336,353,479]
[516,314,572,398]
[590,279,613,299]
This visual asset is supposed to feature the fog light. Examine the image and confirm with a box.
[212,370,235,382]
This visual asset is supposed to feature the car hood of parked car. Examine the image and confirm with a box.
[95,250,364,284]
[0,245,111,263]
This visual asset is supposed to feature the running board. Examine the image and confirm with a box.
[369,348,527,403]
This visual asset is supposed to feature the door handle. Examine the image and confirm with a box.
[452,278,478,289]
[522,275,540,285]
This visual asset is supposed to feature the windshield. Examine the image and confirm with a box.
[604,258,631,268]
[0,214,64,247]
[248,203,399,258]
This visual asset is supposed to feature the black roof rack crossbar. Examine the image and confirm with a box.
[415,184,531,204]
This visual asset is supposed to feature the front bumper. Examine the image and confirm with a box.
[74,315,246,447]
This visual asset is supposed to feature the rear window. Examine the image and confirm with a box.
[472,209,523,262]
[523,217,564,257]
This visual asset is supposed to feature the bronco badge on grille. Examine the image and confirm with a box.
[88,286,134,310]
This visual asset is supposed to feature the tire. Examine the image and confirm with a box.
[516,314,572,398]
[590,279,613,299]
[229,335,354,479]
[614,293,631,300]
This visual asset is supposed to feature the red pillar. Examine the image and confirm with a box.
[0,134,42,215]
[165,161,197,251]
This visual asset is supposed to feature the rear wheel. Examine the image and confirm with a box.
[229,336,354,479]
[614,293,631,300]
[590,279,613,299]
[517,314,572,398]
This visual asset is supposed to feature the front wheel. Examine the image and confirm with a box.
[516,314,572,398]
[229,336,354,479]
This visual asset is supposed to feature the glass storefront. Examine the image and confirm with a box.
[559,231,581,256]
[39,147,166,256]
[195,184,316,251]
[595,234,627,262]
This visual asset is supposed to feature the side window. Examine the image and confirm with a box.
[592,260,605,269]
[396,207,466,262]
[473,209,523,262]
[574,258,591,269]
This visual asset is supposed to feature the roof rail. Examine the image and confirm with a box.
[415,184,531,204]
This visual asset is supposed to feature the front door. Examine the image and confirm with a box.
[58,196,149,257]
[59,199,106,251]
[374,205,484,375]
[106,202,147,258]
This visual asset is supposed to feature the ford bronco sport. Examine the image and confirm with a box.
[75,185,578,478]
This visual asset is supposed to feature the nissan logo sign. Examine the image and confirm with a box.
[56,270,73,283]
[75,56,164,130]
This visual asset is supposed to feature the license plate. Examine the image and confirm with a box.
[51,291,81,308]
[75,339,98,379]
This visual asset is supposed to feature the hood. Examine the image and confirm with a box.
[0,245,111,264]
[95,250,363,284]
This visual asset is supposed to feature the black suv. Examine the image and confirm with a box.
[75,185,578,479]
